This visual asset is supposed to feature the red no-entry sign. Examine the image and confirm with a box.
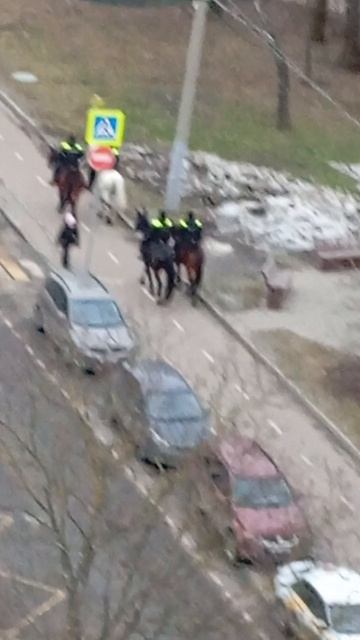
[87,146,116,171]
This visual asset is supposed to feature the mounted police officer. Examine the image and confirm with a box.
[178,211,203,244]
[51,134,84,184]
[150,210,174,244]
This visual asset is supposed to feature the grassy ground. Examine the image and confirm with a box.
[0,0,360,189]
[255,329,360,447]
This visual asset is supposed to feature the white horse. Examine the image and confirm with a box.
[93,170,128,225]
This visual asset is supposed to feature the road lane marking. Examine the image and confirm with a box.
[108,251,119,264]
[172,318,185,333]
[202,349,215,364]
[14,151,23,161]
[235,383,250,400]
[61,388,70,400]
[224,590,232,599]
[141,286,155,301]
[165,515,177,532]
[81,222,90,232]
[112,449,119,460]
[208,571,223,587]
[36,175,49,188]
[35,358,46,370]
[243,611,253,623]
[181,533,196,552]
[340,495,355,512]
[25,344,34,356]
[301,454,313,467]
[267,419,282,435]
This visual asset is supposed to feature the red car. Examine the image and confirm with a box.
[196,436,309,563]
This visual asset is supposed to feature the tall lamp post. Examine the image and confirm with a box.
[164,0,209,213]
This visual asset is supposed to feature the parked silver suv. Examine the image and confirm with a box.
[34,269,135,370]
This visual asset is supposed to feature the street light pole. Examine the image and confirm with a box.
[164,0,209,213]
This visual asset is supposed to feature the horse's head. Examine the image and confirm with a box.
[135,207,150,233]
[48,145,58,168]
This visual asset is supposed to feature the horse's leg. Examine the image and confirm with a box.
[154,269,162,303]
[163,261,175,303]
[146,265,154,296]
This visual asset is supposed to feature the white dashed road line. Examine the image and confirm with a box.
[208,571,223,587]
[108,251,119,265]
[202,349,215,364]
[235,383,250,401]
[172,318,185,333]
[301,454,313,467]
[340,495,355,512]
[243,612,253,624]
[14,151,23,161]
[81,222,90,232]
[36,175,49,188]
[267,419,282,436]
[141,286,155,301]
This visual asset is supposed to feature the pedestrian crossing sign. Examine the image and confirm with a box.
[85,108,126,147]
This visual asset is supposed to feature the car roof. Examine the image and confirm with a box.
[217,437,279,478]
[304,567,360,606]
[129,359,190,395]
[49,269,110,300]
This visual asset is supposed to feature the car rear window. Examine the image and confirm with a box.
[146,391,202,422]
[70,299,123,328]
[232,476,293,509]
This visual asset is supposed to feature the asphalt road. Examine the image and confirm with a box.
[0,283,284,640]
[0,216,288,639]
[0,94,360,635]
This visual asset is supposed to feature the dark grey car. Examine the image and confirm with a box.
[34,269,135,370]
[109,359,211,467]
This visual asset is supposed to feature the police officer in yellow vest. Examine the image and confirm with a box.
[51,134,84,184]
[178,211,203,243]
[150,210,174,244]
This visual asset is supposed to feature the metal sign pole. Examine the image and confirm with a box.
[165,0,209,213]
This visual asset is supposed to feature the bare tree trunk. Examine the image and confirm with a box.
[270,37,292,130]
[67,587,83,640]
[311,0,328,42]
[252,1,292,130]
[342,0,360,71]
[305,11,314,79]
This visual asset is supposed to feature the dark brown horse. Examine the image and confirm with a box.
[48,146,86,215]
[135,209,175,304]
[174,238,204,305]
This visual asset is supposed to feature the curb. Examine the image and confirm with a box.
[1,89,359,468]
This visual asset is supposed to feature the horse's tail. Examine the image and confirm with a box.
[111,174,127,213]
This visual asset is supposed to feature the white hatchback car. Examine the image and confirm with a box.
[275,560,360,640]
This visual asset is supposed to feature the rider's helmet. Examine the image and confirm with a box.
[67,134,77,147]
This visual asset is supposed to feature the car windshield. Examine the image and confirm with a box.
[232,476,292,508]
[147,391,202,422]
[330,604,360,634]
[71,299,123,328]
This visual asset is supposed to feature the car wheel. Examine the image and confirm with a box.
[224,529,240,565]
[34,305,45,333]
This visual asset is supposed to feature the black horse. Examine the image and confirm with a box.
[135,208,175,304]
